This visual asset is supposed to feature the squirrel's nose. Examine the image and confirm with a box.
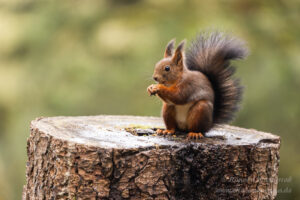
[153,76,158,81]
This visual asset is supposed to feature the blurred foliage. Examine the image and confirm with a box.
[0,0,299,199]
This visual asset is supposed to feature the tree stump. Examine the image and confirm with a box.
[23,115,280,200]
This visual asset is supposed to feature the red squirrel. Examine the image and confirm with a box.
[147,31,248,139]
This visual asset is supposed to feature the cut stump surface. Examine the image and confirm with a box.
[24,115,280,200]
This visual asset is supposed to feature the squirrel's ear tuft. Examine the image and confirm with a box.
[177,40,185,52]
[164,39,175,58]
[172,40,185,65]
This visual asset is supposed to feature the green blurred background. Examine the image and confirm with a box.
[0,0,299,199]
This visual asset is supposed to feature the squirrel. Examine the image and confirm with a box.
[147,31,248,139]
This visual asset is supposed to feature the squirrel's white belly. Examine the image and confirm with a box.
[175,103,193,130]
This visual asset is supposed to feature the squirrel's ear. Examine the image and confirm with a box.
[172,40,185,65]
[164,39,175,58]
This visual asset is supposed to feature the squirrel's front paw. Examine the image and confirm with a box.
[147,84,159,96]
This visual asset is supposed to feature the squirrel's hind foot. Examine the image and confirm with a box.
[156,129,175,136]
[156,129,163,135]
[187,132,204,140]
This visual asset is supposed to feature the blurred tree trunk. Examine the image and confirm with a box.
[23,115,280,200]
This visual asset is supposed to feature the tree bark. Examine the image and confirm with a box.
[23,115,280,200]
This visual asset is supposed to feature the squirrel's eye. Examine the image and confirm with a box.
[165,66,170,71]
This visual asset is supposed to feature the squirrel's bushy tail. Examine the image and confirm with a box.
[186,31,248,124]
